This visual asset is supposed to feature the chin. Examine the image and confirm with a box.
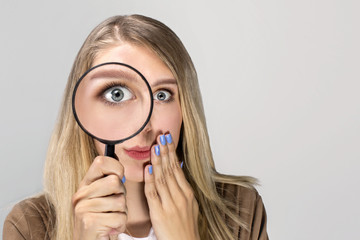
[123,164,147,183]
[114,149,148,182]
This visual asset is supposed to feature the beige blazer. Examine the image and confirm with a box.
[3,183,268,239]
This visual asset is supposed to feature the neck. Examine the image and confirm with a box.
[124,181,151,237]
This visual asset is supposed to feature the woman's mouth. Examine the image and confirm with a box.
[124,146,151,160]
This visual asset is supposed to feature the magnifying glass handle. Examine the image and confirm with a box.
[105,144,117,159]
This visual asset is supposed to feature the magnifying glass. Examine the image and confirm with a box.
[72,62,153,159]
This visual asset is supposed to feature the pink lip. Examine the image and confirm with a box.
[124,146,151,160]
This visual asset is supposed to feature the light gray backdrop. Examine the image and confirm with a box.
[1,0,359,239]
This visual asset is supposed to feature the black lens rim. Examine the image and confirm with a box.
[72,62,154,145]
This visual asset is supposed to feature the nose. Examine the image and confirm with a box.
[142,119,152,133]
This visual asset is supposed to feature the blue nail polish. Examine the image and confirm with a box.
[155,145,160,156]
[121,176,126,183]
[149,165,153,175]
[165,134,172,144]
[181,161,184,168]
[160,135,166,145]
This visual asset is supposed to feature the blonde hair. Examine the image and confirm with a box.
[44,14,257,240]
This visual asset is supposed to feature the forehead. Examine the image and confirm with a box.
[93,44,175,85]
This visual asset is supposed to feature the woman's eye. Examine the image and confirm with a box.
[154,90,171,101]
[104,86,133,103]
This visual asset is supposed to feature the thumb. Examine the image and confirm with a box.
[144,164,161,209]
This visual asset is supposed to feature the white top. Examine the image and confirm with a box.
[118,228,157,240]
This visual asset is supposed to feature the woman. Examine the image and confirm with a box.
[3,15,268,240]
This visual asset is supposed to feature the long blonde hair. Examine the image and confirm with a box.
[44,14,256,240]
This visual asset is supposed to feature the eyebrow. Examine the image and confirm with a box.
[86,69,177,88]
[151,78,177,88]
[88,69,139,82]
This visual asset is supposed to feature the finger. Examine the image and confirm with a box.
[161,133,183,200]
[165,133,195,205]
[159,134,171,172]
[165,133,189,192]
[81,156,124,187]
[144,164,162,210]
[73,174,125,205]
[151,144,172,205]
[76,194,127,213]
[84,212,127,236]
[165,133,181,170]
[158,134,176,180]
[192,198,199,217]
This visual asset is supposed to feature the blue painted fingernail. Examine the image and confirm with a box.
[160,135,166,145]
[155,145,160,156]
[165,134,172,144]
[181,161,184,169]
[121,176,126,183]
[149,165,153,175]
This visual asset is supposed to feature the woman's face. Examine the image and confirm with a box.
[92,43,182,182]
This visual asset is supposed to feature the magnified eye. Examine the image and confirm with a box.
[104,86,133,103]
[154,90,172,102]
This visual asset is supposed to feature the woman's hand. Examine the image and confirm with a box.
[72,156,127,240]
[144,133,200,240]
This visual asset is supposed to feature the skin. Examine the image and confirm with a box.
[72,43,200,240]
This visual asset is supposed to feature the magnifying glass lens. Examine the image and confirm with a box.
[73,63,152,143]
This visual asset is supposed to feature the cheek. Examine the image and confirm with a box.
[94,140,105,155]
[154,104,182,145]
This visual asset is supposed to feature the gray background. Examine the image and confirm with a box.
[1,0,359,239]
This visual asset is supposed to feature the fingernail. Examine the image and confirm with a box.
[121,176,126,183]
[181,161,184,169]
[160,135,166,145]
[155,145,160,156]
[149,165,153,175]
[165,134,172,144]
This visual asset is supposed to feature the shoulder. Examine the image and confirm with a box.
[216,182,268,240]
[3,194,55,240]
